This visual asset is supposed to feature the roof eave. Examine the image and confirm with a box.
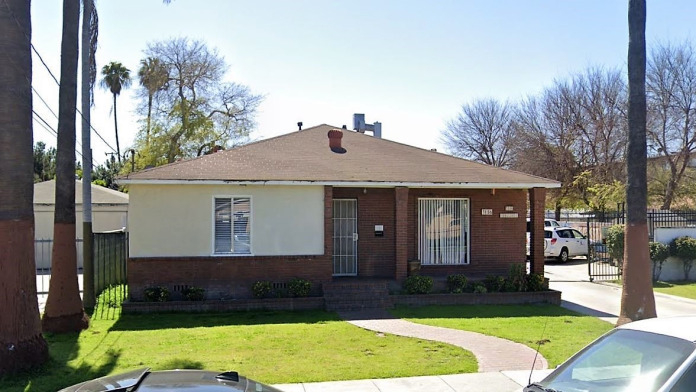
[117,179,561,189]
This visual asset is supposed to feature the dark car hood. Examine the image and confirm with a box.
[59,369,282,392]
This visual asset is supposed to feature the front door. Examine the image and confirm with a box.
[333,199,357,276]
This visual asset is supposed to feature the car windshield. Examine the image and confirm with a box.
[540,329,695,392]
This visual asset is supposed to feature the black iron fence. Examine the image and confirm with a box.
[583,207,696,281]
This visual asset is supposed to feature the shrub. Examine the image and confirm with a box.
[649,242,670,282]
[472,283,487,294]
[288,278,312,297]
[671,236,696,280]
[605,224,625,268]
[525,273,547,292]
[182,286,205,301]
[446,274,468,293]
[144,286,170,302]
[252,281,273,298]
[507,263,528,292]
[403,275,433,294]
[483,275,506,293]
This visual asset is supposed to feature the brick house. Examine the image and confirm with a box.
[119,124,559,303]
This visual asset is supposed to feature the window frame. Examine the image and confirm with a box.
[212,195,253,256]
[417,197,470,266]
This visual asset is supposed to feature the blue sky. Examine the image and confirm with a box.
[30,1,696,165]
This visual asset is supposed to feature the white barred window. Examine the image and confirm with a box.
[418,198,469,265]
[214,197,251,254]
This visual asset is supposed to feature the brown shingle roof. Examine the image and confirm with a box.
[119,124,558,188]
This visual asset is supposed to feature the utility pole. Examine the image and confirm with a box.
[81,0,95,308]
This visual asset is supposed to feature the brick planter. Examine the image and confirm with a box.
[122,297,325,313]
[392,290,561,307]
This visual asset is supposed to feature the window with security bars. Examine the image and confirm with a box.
[418,198,469,265]
[214,197,251,254]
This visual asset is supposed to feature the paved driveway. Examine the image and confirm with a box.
[545,259,696,324]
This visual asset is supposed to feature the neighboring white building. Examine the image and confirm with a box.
[34,180,129,269]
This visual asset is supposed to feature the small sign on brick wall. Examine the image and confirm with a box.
[481,208,493,216]
[499,212,519,218]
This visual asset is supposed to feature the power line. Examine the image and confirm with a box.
[32,110,97,169]
[31,42,119,155]
[32,86,84,151]
[1,0,120,156]
[32,110,58,138]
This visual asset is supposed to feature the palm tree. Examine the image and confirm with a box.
[0,0,49,374]
[618,0,656,325]
[138,57,169,146]
[100,61,132,163]
[42,0,90,334]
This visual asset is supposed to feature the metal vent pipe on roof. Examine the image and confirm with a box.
[353,113,382,138]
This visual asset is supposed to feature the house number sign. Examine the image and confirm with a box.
[481,209,493,216]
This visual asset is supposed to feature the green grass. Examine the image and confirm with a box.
[0,310,474,392]
[611,279,696,300]
[391,304,614,367]
[653,280,696,300]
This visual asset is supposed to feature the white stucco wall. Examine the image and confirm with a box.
[128,184,325,258]
[653,227,696,281]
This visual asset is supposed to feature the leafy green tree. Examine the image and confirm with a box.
[136,38,263,164]
[100,61,132,163]
[138,57,169,146]
[33,141,57,182]
[92,156,123,190]
[649,242,669,282]
[671,236,696,280]
[0,0,49,374]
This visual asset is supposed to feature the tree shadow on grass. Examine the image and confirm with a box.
[0,328,122,392]
[653,280,696,289]
[161,358,205,370]
[109,309,343,332]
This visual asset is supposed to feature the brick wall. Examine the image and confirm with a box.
[408,188,527,278]
[128,255,332,300]
[129,186,530,299]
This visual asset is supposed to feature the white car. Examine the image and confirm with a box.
[525,316,696,392]
[544,226,588,262]
[526,219,563,256]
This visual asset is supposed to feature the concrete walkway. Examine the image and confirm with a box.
[339,309,548,373]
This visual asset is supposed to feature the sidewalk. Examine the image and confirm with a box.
[274,370,552,392]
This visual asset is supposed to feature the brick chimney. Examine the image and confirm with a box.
[327,129,346,153]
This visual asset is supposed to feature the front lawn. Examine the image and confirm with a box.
[391,304,613,367]
[654,280,696,300]
[0,310,474,392]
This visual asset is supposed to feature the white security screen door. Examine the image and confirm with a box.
[333,199,358,276]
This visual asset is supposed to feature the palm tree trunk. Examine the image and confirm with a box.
[618,0,656,326]
[113,93,121,163]
[0,0,49,374]
[42,0,89,333]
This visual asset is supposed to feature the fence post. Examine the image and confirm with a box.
[82,228,95,308]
